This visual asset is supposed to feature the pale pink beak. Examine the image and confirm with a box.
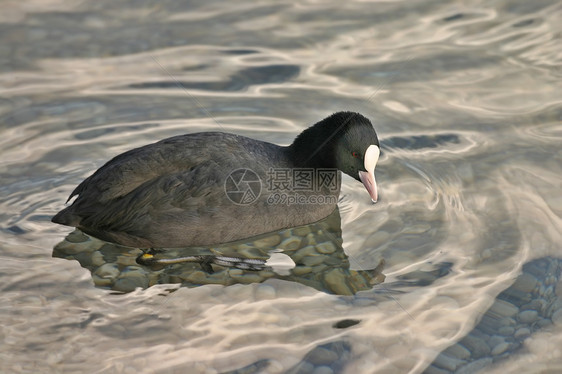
[359,170,378,203]
[359,145,380,203]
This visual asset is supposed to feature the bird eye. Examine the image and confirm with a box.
[351,151,360,158]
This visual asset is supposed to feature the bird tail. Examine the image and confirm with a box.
[51,207,81,227]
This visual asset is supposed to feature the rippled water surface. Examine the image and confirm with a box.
[2,0,562,373]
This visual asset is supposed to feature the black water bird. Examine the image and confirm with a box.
[52,112,380,248]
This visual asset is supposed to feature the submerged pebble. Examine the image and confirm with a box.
[185,270,208,283]
[113,277,145,293]
[488,335,504,348]
[514,327,531,339]
[94,263,120,280]
[65,230,90,243]
[324,268,351,295]
[304,233,317,246]
[279,236,302,251]
[333,319,360,329]
[489,299,519,317]
[432,353,465,371]
[312,366,334,374]
[512,272,538,293]
[292,226,312,236]
[230,272,264,284]
[92,274,112,287]
[458,335,490,359]
[491,341,510,356]
[54,237,100,255]
[302,255,325,267]
[443,344,471,360]
[456,358,493,374]
[292,266,313,275]
[518,310,538,324]
[91,251,105,267]
[305,347,339,366]
[551,309,562,326]
[315,242,336,254]
[293,245,318,263]
[253,235,281,248]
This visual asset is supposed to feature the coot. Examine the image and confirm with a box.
[52,111,380,248]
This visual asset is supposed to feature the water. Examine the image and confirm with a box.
[1,0,561,372]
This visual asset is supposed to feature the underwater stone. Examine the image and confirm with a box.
[119,265,148,284]
[554,280,562,300]
[498,326,515,336]
[489,299,518,317]
[293,226,312,236]
[116,254,140,267]
[253,235,281,248]
[432,353,464,371]
[91,251,105,267]
[292,266,313,275]
[113,278,141,292]
[551,309,562,326]
[302,255,326,267]
[512,272,538,293]
[294,362,315,373]
[402,224,431,235]
[293,245,318,263]
[324,268,352,295]
[498,317,516,326]
[424,366,449,374]
[185,270,208,283]
[536,317,551,328]
[304,233,317,246]
[236,245,267,258]
[312,366,333,374]
[150,271,166,286]
[93,263,120,280]
[279,236,302,251]
[501,288,532,305]
[231,272,264,284]
[518,310,538,324]
[315,242,336,254]
[491,342,510,356]
[91,275,113,287]
[456,358,493,374]
[514,327,531,339]
[333,319,360,329]
[257,270,276,279]
[311,264,328,274]
[66,230,90,243]
[488,335,505,348]
[54,239,96,255]
[460,335,490,358]
[521,299,547,314]
[305,347,339,366]
[443,344,471,360]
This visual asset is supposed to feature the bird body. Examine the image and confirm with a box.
[52,112,380,248]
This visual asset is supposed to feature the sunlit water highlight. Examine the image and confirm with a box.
[1,0,561,373]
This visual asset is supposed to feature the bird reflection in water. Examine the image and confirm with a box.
[53,208,385,296]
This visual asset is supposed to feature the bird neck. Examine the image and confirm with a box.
[288,125,337,168]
